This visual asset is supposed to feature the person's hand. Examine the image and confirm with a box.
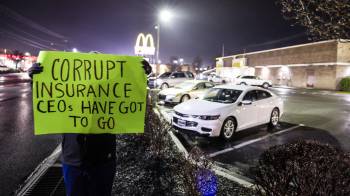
[28,63,43,78]
[141,60,152,75]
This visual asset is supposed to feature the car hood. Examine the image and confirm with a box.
[174,99,230,115]
[159,88,186,95]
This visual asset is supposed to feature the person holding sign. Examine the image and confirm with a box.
[30,52,152,196]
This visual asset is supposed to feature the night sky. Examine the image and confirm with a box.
[0,0,308,65]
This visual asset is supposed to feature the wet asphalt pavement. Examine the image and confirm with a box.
[0,75,349,194]
[159,87,350,178]
[0,82,61,196]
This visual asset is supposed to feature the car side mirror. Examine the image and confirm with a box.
[241,100,252,105]
[193,87,198,90]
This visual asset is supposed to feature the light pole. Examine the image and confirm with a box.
[156,9,173,65]
[155,25,160,64]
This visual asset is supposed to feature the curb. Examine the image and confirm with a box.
[154,106,255,189]
[15,145,62,196]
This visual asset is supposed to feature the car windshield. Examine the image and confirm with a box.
[203,88,242,104]
[174,81,197,90]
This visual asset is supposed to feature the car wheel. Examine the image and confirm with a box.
[269,108,279,127]
[180,94,191,103]
[220,117,236,140]
[160,83,169,89]
[263,82,269,89]
[240,82,247,85]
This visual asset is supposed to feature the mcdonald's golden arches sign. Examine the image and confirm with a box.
[134,33,155,56]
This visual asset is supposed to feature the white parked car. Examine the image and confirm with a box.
[208,73,227,84]
[235,75,272,89]
[172,85,283,140]
[155,71,195,89]
[158,80,215,104]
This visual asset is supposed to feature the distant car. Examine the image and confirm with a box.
[172,85,283,140]
[158,80,214,104]
[195,73,209,81]
[155,71,195,89]
[235,75,272,89]
[208,73,227,84]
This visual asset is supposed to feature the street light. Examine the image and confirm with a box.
[156,9,173,65]
[159,10,173,23]
[179,58,184,65]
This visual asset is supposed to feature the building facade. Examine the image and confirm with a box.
[216,40,350,90]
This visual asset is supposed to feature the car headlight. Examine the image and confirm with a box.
[191,115,220,120]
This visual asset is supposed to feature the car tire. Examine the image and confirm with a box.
[160,83,169,89]
[268,108,279,128]
[262,82,269,89]
[220,117,236,141]
[180,94,191,103]
[240,82,247,85]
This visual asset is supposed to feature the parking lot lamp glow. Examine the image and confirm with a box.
[159,9,173,23]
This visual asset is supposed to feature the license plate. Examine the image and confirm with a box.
[178,119,186,126]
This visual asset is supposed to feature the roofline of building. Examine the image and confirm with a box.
[254,62,350,68]
[216,39,350,60]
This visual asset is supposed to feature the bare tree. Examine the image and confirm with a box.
[277,0,350,40]
[7,50,25,69]
[192,56,203,73]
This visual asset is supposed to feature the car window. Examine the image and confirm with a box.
[172,72,186,78]
[186,72,194,78]
[203,88,242,104]
[195,83,206,90]
[241,76,249,79]
[243,90,258,102]
[257,90,272,100]
[159,72,171,78]
[174,81,196,90]
[205,82,214,88]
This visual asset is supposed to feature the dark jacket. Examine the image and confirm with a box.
[62,134,116,166]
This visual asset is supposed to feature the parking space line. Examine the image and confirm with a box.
[209,125,301,158]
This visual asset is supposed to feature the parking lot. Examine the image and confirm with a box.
[156,87,350,179]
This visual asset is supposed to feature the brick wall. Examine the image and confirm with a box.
[337,42,350,63]
[246,41,338,67]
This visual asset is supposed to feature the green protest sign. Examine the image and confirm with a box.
[33,51,147,135]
